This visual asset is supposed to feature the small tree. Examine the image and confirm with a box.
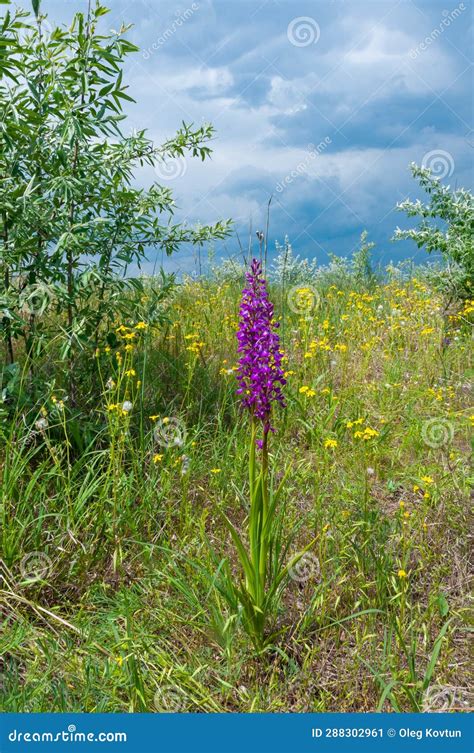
[393,163,473,299]
[0,1,230,380]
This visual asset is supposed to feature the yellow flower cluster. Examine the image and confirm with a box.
[346,419,379,440]
[299,385,317,398]
[51,395,65,410]
[219,359,237,377]
[346,418,364,428]
[304,337,331,357]
[106,402,132,416]
[110,322,149,353]
[353,426,379,440]
[427,385,455,402]
[294,287,317,314]
[184,333,205,354]
[459,299,474,316]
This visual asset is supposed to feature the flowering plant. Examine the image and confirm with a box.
[217,259,313,650]
[236,258,286,439]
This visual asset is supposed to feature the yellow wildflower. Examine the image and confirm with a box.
[363,427,379,439]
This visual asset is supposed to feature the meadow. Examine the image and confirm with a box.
[0,0,472,718]
[1,263,472,713]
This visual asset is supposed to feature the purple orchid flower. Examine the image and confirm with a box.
[236,259,286,437]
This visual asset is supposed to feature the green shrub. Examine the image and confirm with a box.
[0,1,230,384]
[394,163,473,299]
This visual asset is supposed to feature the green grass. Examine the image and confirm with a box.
[1,276,472,712]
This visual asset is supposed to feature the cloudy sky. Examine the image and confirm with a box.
[46,0,473,274]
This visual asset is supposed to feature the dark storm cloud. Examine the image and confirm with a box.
[45,0,473,269]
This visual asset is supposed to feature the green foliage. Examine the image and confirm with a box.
[271,236,318,285]
[215,424,311,651]
[352,230,376,286]
[0,2,231,371]
[270,232,378,294]
[394,163,474,299]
